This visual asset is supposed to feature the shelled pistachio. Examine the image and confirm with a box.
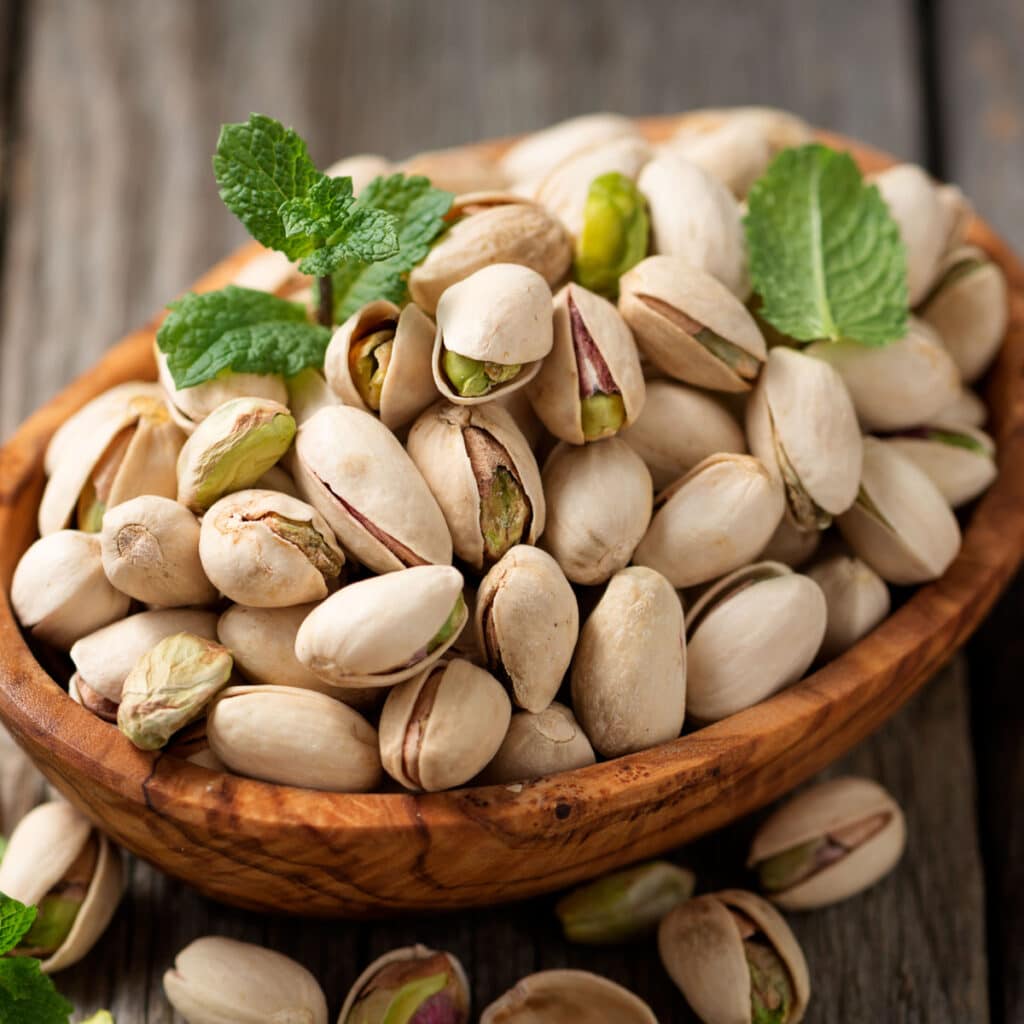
[481,970,657,1023]
[478,703,595,784]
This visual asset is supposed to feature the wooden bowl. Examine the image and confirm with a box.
[2,119,1024,918]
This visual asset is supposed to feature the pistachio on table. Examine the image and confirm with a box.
[806,555,891,661]
[481,969,657,1023]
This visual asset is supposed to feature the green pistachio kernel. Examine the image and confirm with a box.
[80,1013,116,1024]
[695,327,762,381]
[261,515,345,582]
[574,171,650,298]
[19,894,83,954]
[443,349,522,397]
[580,393,626,441]
[480,467,530,562]
[427,595,466,654]
[746,939,795,1024]
[380,973,448,1024]
[756,838,825,892]
[350,327,397,410]
[925,429,991,457]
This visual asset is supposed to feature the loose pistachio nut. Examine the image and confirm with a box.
[407,401,545,570]
[749,776,906,909]
[339,944,470,1024]
[619,256,767,392]
[659,888,810,1024]
[287,367,343,427]
[938,385,988,428]
[99,495,217,607]
[0,801,123,973]
[884,423,997,508]
[164,935,328,1024]
[11,530,131,649]
[481,969,656,1024]
[478,702,595,784]
[838,437,961,584]
[199,489,344,607]
[323,152,395,193]
[806,555,891,661]
[296,565,467,687]
[380,659,511,791]
[633,454,784,588]
[760,516,821,570]
[292,405,453,573]
[686,562,826,722]
[573,172,650,297]
[572,567,686,757]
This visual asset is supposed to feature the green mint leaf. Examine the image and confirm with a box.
[745,144,908,346]
[0,958,74,1023]
[0,894,37,955]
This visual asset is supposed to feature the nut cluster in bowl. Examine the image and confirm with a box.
[8,107,1005,798]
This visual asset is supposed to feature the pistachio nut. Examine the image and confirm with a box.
[658,888,811,1024]
[324,300,438,429]
[199,489,344,607]
[619,256,767,391]
[633,454,784,588]
[884,423,997,507]
[287,367,342,427]
[118,632,233,750]
[556,860,696,945]
[671,106,813,156]
[295,564,467,687]
[11,530,131,649]
[292,405,453,573]
[540,438,653,585]
[407,401,545,570]
[573,172,650,297]
[686,562,827,722]
[0,801,123,973]
[339,944,470,1024]
[400,146,506,194]
[938,385,987,428]
[747,347,863,530]
[207,685,382,792]
[164,935,328,1024]
[481,970,656,1024]
[176,396,296,512]
[474,545,579,712]
[432,263,554,403]
[255,463,302,498]
[749,776,906,909]
[837,437,961,584]
[478,702,595,784]
[379,658,511,791]
[760,516,821,570]
[69,673,120,722]
[806,554,891,661]
[572,566,686,757]
[323,152,395,193]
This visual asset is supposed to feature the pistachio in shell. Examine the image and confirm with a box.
[806,554,891,661]
[287,367,343,427]
[938,385,987,429]
[760,516,821,570]
[481,969,656,1024]
[884,423,996,508]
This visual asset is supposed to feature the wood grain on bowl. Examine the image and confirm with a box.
[1,119,1023,917]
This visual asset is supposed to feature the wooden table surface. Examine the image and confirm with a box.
[0,1,1020,1021]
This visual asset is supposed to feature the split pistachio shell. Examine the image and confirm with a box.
[11,530,131,649]
[760,516,821,570]
[295,564,467,687]
[806,555,891,660]
[287,367,343,427]
[0,801,123,973]
[838,437,961,584]
[292,405,453,573]
[572,567,686,757]
[938,386,987,428]
[99,495,216,607]
[478,703,595,784]
[619,256,766,392]
[686,562,826,722]
[207,685,382,792]
[748,776,906,909]
[407,401,545,570]
[659,888,810,1024]
[323,153,395,193]
[474,545,579,712]
[199,489,344,607]
[527,283,646,444]
[540,438,653,585]
[164,936,328,1024]
[884,423,997,507]
[633,454,784,588]
[400,146,506,194]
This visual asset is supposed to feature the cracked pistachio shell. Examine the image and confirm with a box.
[540,438,653,585]
[938,386,987,428]
[295,565,467,687]
[407,401,545,570]
[475,545,579,713]
[806,555,891,661]
[619,256,766,392]
[323,153,395,194]
[199,489,344,607]
[633,454,784,589]
[0,801,123,973]
[884,423,996,507]
[292,405,453,573]
[748,776,906,910]
[207,685,382,792]
[478,702,595,784]
[400,146,506,194]
[687,562,826,722]
[164,936,328,1024]
[806,318,961,433]
[324,300,438,430]
[12,531,130,649]
[380,659,511,792]
[99,495,216,607]
[287,367,343,427]
[659,889,810,1024]
[746,347,863,531]
[760,516,821,570]
[527,283,645,444]
[572,567,686,757]
[481,969,657,1024]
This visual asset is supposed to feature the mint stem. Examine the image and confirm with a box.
[316,275,334,327]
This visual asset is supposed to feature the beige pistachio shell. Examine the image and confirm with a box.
[838,437,961,584]
[671,106,813,154]
[479,703,595,785]
[400,146,506,194]
[687,562,826,722]
[619,256,766,392]
[99,495,216,607]
[287,367,343,427]
[323,153,395,193]
[11,530,131,649]
[292,404,453,573]
[572,566,686,757]
[884,423,996,507]
[540,438,653,585]
[938,386,987,428]
[634,454,784,588]
[760,516,821,570]
[806,555,891,661]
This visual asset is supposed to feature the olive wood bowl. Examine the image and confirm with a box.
[2,118,1024,917]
